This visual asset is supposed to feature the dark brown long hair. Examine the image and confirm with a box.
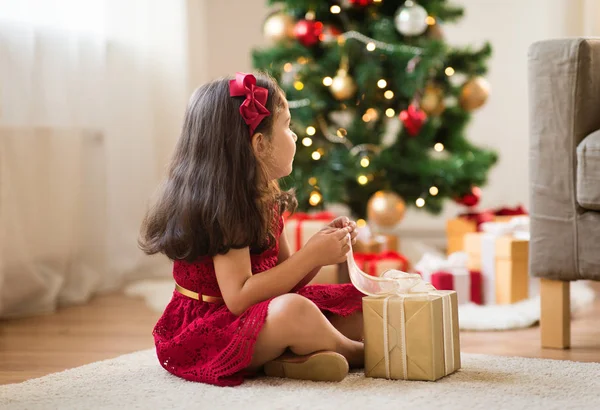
[139,73,297,261]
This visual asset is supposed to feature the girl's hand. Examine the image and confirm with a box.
[327,216,357,245]
[303,226,352,267]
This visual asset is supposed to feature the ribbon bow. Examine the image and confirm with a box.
[229,72,270,135]
[347,246,434,297]
[480,215,530,239]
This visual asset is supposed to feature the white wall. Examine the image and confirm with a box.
[198,0,600,245]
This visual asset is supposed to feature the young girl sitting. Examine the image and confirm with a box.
[139,72,365,387]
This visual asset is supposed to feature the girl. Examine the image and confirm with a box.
[139,72,365,387]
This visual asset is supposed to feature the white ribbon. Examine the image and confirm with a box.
[347,244,455,379]
[414,252,471,305]
[480,216,531,304]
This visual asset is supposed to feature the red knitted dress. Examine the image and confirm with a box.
[153,216,364,386]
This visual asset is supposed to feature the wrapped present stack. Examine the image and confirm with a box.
[464,216,534,305]
[414,252,482,305]
[446,205,527,255]
[337,225,408,283]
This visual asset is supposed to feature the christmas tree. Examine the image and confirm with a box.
[253,0,497,226]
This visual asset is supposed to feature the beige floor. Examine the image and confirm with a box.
[1,285,599,385]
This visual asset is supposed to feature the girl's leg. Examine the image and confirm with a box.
[327,311,363,342]
[248,294,364,371]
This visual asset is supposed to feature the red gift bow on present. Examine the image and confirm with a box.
[459,205,527,231]
[354,251,409,277]
[229,72,270,136]
[285,211,336,251]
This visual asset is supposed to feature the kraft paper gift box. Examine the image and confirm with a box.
[446,206,527,255]
[464,218,532,305]
[363,290,461,381]
[414,252,482,305]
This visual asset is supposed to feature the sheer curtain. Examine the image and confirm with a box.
[0,0,195,317]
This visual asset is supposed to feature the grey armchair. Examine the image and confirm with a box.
[528,38,600,349]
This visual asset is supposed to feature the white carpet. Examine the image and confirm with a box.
[124,279,596,331]
[2,349,599,410]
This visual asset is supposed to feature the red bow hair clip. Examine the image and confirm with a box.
[229,72,271,136]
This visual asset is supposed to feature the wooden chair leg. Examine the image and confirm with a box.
[540,279,570,349]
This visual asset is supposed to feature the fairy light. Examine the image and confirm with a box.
[283,63,293,72]
[434,143,445,152]
[297,57,308,64]
[336,128,347,138]
[416,198,426,207]
[373,0,382,2]
[357,219,367,227]
[366,42,376,51]
[306,126,316,136]
[330,5,341,14]
[377,79,387,88]
[308,177,317,186]
[302,137,313,147]
[312,151,321,160]
[323,76,333,86]
[365,108,378,121]
[360,157,370,168]
[384,90,394,99]
[357,175,369,185]
[362,113,371,122]
[429,186,439,196]
[445,67,455,76]
[294,81,304,90]
[386,108,395,117]
[426,16,436,25]
[309,191,322,206]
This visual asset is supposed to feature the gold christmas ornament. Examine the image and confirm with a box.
[421,84,445,116]
[367,191,406,227]
[263,12,295,43]
[330,68,357,100]
[460,76,490,111]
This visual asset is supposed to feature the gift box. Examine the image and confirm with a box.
[283,211,343,285]
[446,206,527,255]
[284,211,335,252]
[414,252,482,305]
[464,217,531,305]
[363,290,460,381]
[355,251,409,277]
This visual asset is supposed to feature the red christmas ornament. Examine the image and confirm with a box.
[399,104,427,136]
[455,186,482,207]
[294,20,323,47]
[349,0,373,6]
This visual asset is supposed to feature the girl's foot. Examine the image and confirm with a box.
[263,351,349,382]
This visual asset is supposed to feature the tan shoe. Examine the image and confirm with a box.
[263,351,349,382]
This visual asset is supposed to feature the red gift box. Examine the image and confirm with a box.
[354,251,409,277]
[430,270,483,305]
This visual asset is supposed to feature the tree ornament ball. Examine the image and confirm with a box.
[263,12,295,43]
[330,69,357,100]
[421,84,445,116]
[455,186,482,207]
[394,0,429,36]
[460,77,491,111]
[367,191,406,227]
[294,19,323,47]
